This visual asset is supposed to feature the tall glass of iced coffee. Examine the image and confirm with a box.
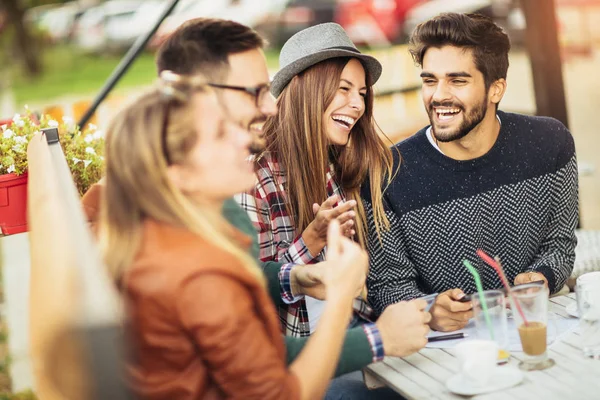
[510,283,555,371]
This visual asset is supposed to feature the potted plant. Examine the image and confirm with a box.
[0,110,104,235]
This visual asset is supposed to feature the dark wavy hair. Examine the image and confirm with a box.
[156,18,264,81]
[409,13,511,90]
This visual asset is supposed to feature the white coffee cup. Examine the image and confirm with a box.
[455,340,498,387]
[577,273,600,304]
[577,272,600,287]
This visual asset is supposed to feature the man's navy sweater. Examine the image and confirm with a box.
[364,111,578,315]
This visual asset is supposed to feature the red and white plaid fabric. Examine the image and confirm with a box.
[236,151,375,337]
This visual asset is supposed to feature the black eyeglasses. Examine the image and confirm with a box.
[208,82,272,107]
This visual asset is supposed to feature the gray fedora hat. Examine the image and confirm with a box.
[271,23,382,98]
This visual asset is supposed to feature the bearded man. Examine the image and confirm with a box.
[363,13,578,332]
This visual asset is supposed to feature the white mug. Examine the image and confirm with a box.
[455,340,498,387]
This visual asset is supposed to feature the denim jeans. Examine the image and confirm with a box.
[324,371,405,400]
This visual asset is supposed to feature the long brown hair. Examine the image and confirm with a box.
[99,86,264,285]
[260,57,396,247]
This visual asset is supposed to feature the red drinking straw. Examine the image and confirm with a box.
[476,249,529,327]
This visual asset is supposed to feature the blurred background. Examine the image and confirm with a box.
[0,1,599,398]
[1,0,599,234]
[0,0,598,235]
[0,0,531,109]
[0,0,598,228]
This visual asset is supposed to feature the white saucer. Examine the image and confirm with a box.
[566,302,579,318]
[446,368,524,396]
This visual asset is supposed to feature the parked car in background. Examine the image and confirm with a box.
[254,0,338,48]
[402,0,525,45]
[149,0,287,50]
[72,0,144,54]
[24,3,63,28]
[26,1,85,43]
[335,0,425,46]
[104,0,170,51]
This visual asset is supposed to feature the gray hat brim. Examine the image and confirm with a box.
[271,48,382,98]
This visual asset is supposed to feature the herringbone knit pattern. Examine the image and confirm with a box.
[364,111,578,315]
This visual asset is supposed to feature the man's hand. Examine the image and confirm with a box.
[514,271,548,288]
[376,300,431,357]
[321,220,368,301]
[429,289,473,332]
[290,263,326,300]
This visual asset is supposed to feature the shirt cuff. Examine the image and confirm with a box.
[283,236,317,265]
[362,322,385,363]
[279,263,305,304]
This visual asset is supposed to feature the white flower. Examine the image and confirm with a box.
[88,123,97,131]
[83,160,92,168]
[14,119,24,127]
[48,120,59,127]
[7,165,15,173]
[12,145,23,153]
[3,129,14,139]
[85,147,96,155]
[62,116,73,123]
[1,124,6,131]
[84,134,94,143]
[14,136,27,144]
[92,130,104,140]
[72,157,81,164]
[12,114,21,122]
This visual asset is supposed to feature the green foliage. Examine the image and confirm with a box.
[0,390,38,400]
[22,0,71,9]
[10,45,281,107]
[0,109,104,195]
[11,45,158,106]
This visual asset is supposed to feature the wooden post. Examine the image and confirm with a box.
[521,0,569,129]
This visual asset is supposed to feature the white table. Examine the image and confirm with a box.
[0,233,34,392]
[366,293,600,399]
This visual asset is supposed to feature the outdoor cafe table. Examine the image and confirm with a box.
[365,293,600,399]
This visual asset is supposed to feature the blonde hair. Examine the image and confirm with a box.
[260,57,397,247]
[99,86,264,286]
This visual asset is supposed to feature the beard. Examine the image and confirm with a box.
[429,96,488,143]
[248,115,267,155]
[215,92,267,155]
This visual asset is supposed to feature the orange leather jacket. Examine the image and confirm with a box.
[121,219,301,399]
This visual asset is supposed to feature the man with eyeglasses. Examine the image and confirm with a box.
[156,18,277,151]
[83,17,422,399]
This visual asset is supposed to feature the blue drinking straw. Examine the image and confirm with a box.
[463,259,495,340]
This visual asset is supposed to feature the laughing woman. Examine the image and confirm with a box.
[99,74,369,400]
[237,23,396,337]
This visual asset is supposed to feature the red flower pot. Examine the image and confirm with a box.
[0,173,28,235]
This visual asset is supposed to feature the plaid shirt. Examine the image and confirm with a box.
[236,152,379,341]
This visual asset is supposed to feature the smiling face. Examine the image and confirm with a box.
[421,46,497,143]
[169,92,254,202]
[221,48,277,144]
[323,58,367,146]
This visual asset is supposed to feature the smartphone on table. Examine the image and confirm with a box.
[419,293,439,312]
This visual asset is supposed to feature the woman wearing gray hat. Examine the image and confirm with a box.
[237,20,397,356]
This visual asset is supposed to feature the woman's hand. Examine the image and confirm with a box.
[302,195,356,255]
[321,220,368,302]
